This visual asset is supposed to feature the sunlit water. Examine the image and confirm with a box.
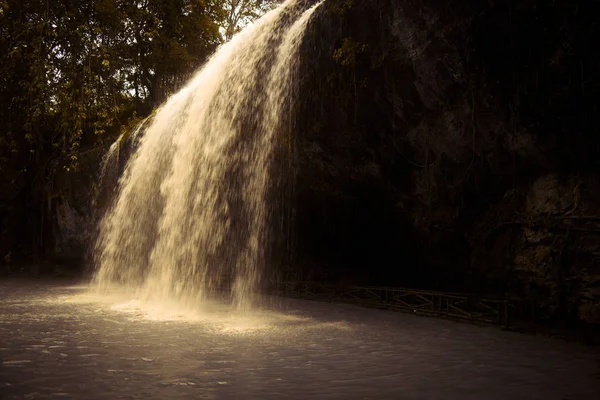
[1,280,599,399]
[93,0,322,310]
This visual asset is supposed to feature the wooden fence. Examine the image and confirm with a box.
[268,281,521,327]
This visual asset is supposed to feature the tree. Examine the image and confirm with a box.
[222,0,280,41]
[0,0,225,263]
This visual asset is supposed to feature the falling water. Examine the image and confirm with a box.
[92,0,322,310]
[93,121,147,217]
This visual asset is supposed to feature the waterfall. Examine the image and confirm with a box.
[92,0,322,310]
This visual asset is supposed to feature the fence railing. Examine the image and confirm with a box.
[268,281,518,327]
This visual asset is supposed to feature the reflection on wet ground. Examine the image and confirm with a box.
[1,279,599,399]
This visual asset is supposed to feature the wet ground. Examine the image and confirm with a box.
[1,279,599,399]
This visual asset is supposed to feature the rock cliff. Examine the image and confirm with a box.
[292,0,599,324]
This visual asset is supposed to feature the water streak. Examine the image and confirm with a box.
[92,0,322,310]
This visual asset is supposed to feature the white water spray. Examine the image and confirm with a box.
[92,0,322,310]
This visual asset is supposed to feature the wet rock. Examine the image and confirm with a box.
[294,0,600,325]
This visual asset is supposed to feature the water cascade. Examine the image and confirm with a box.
[92,0,322,310]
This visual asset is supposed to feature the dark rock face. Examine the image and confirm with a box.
[293,0,600,323]
[49,148,105,270]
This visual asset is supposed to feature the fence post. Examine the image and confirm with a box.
[502,300,509,327]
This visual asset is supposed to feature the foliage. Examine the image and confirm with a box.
[0,0,271,261]
[222,0,280,41]
[332,38,366,67]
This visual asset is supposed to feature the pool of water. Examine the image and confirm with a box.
[1,279,598,399]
